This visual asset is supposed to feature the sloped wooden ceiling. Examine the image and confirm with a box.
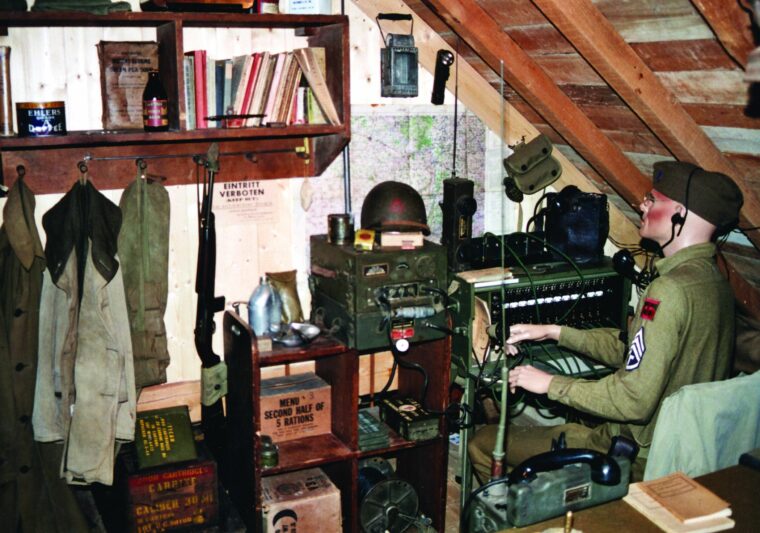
[368,0,760,317]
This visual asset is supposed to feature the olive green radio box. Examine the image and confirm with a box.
[309,235,448,351]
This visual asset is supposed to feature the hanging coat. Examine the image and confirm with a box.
[32,180,136,486]
[118,176,171,388]
[0,178,89,531]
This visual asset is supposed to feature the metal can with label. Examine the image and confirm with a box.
[16,101,67,137]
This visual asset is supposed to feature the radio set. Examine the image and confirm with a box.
[309,235,448,352]
[439,177,552,272]
[440,177,477,270]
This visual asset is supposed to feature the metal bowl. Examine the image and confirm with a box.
[273,322,321,346]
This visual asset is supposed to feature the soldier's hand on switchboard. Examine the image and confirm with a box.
[507,324,561,344]
[508,365,553,394]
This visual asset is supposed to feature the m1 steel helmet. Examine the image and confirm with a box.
[360,181,430,235]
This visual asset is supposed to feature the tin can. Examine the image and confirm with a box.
[16,101,67,137]
[327,213,354,245]
[0,47,13,137]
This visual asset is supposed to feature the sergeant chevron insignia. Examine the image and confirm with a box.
[626,327,646,370]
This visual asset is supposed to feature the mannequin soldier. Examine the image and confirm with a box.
[468,161,744,482]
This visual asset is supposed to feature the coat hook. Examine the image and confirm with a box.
[78,161,89,184]
[16,164,25,179]
[135,158,167,184]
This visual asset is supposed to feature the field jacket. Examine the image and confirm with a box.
[550,243,734,459]
[32,181,135,486]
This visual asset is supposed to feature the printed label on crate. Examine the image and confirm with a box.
[135,406,197,470]
[262,468,342,533]
[261,373,331,442]
[128,461,218,533]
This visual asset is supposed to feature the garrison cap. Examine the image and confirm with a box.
[652,161,743,230]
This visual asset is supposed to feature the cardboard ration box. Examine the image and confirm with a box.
[261,468,342,533]
[260,372,332,442]
[97,41,159,130]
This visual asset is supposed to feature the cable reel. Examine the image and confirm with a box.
[358,457,420,533]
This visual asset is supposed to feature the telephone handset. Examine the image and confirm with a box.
[509,448,621,486]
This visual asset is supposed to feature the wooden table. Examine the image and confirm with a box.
[503,464,760,532]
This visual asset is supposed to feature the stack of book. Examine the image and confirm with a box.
[357,408,390,452]
[183,46,340,130]
[624,471,734,533]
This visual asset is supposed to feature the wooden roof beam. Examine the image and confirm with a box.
[351,0,642,249]
[690,0,756,68]
[418,0,651,211]
[531,0,760,251]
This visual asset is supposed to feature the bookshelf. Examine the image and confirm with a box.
[222,310,451,532]
[0,12,350,193]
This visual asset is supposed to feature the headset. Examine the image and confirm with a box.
[657,165,699,252]
[669,166,699,236]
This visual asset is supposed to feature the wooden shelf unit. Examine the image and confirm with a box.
[0,11,350,192]
[223,310,451,533]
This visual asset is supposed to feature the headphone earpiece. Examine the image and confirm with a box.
[613,249,655,289]
[671,212,685,227]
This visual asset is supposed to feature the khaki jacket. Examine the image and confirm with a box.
[32,182,135,486]
[550,243,734,457]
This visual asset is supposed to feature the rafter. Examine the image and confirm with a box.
[531,0,760,251]
[690,0,756,67]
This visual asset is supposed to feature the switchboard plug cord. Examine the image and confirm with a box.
[383,322,470,429]
[389,335,431,408]
[423,320,455,336]
[513,231,588,325]
[440,398,475,432]
[370,290,399,403]
[420,285,449,308]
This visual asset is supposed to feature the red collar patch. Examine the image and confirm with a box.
[641,298,660,321]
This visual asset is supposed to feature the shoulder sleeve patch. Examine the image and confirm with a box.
[626,326,646,371]
[641,298,660,321]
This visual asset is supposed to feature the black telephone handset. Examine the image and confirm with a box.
[509,448,621,486]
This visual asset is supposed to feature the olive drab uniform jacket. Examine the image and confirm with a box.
[0,179,89,532]
[549,243,734,465]
[118,176,171,389]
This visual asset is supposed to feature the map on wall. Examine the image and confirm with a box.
[304,107,487,246]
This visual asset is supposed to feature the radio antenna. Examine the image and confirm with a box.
[451,37,460,178]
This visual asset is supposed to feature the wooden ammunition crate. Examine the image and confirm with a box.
[126,458,218,532]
